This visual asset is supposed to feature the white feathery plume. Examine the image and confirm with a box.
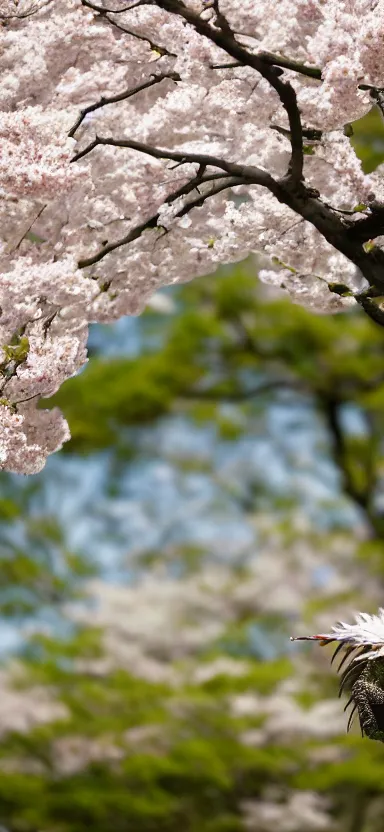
[291,609,384,661]
[291,610,384,740]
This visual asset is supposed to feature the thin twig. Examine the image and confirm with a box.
[0,0,53,19]
[104,12,176,56]
[80,0,147,13]
[68,72,180,137]
[7,204,47,254]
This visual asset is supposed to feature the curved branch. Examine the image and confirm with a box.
[345,205,384,244]
[209,0,234,37]
[0,0,53,19]
[256,51,322,80]
[78,173,244,268]
[80,0,146,12]
[210,56,321,80]
[72,135,384,304]
[71,136,276,186]
[70,1,384,323]
[68,72,180,137]
[321,395,368,510]
[155,0,304,182]
[8,204,46,254]
[104,12,176,56]
[320,394,383,539]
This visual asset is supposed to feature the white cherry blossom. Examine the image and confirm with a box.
[2,0,384,472]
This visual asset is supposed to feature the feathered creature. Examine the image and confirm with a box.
[291,610,384,742]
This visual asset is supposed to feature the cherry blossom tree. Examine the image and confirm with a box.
[2,0,384,473]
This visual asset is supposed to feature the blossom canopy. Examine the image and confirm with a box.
[2,0,384,472]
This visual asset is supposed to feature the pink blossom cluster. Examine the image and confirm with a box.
[0,108,81,199]
[1,0,384,472]
[0,402,69,475]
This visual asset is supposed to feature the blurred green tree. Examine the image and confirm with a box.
[0,262,380,831]
[53,260,384,540]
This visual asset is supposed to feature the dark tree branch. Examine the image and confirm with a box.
[210,61,241,70]
[330,282,384,331]
[321,395,370,512]
[0,0,53,18]
[256,51,322,80]
[68,72,180,137]
[71,132,384,304]
[366,85,384,119]
[104,12,176,56]
[210,0,233,37]
[78,173,243,268]
[80,0,148,13]
[320,394,384,540]
[72,134,384,301]
[8,204,46,254]
[212,51,322,80]
[364,412,380,510]
[345,204,384,243]
[71,136,276,185]
[271,124,323,142]
[270,180,384,294]
[68,0,384,324]
[356,294,384,328]
[154,0,304,182]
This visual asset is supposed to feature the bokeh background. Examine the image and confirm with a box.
[1,109,384,832]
